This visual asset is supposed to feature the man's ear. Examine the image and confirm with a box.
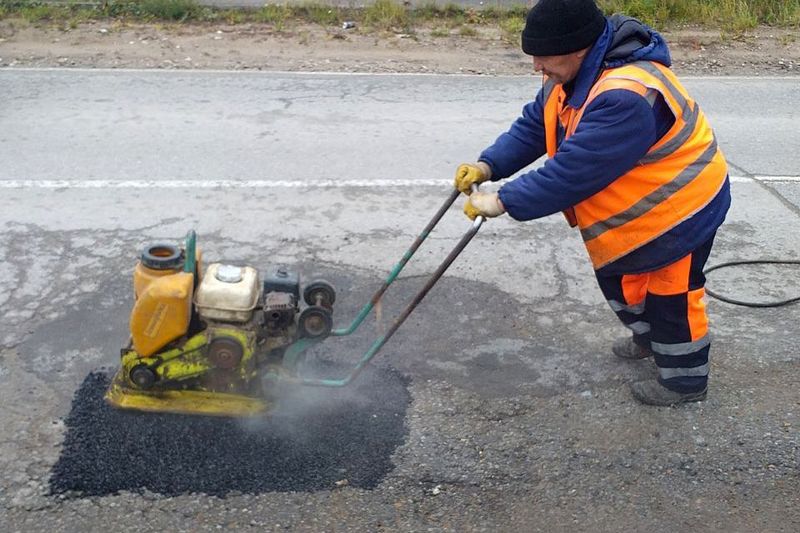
[575,45,592,60]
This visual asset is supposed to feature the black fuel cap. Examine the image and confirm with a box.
[140,243,184,270]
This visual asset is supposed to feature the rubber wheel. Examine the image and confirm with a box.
[298,306,333,339]
[303,280,336,308]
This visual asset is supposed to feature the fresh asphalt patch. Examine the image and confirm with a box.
[50,364,410,498]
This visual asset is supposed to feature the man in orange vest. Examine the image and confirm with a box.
[456,0,730,406]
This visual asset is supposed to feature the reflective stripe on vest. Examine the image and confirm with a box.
[541,62,728,269]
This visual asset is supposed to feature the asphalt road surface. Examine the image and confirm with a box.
[1,68,799,531]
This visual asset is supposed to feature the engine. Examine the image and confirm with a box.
[193,263,335,367]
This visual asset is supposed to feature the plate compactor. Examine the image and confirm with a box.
[105,188,484,417]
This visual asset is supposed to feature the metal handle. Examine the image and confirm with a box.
[278,184,484,387]
[295,216,483,387]
[469,182,486,226]
[331,187,462,337]
[184,230,197,274]
[332,182,485,337]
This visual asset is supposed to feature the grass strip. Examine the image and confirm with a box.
[1,0,798,34]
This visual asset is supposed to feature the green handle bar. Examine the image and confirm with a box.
[278,185,485,387]
[331,188,461,337]
[184,230,197,274]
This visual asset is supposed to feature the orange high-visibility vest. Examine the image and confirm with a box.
[542,61,728,269]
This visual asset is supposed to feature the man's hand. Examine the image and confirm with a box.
[464,191,506,220]
[454,162,491,194]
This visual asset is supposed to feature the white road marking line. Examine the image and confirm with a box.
[0,176,797,188]
[731,176,800,183]
[3,67,800,81]
[751,175,800,182]
[0,179,453,188]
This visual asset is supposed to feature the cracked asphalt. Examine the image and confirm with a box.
[0,69,799,531]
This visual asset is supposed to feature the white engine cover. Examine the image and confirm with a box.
[194,263,260,323]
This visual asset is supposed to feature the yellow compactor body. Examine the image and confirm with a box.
[105,232,338,417]
[105,235,278,416]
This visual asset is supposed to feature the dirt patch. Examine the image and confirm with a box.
[1,18,798,75]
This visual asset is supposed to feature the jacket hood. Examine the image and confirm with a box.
[560,15,671,109]
[603,14,671,68]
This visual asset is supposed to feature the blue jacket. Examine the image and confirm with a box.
[480,15,731,275]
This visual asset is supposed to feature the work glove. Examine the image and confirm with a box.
[464,191,505,220]
[454,162,491,195]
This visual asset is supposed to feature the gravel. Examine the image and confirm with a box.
[50,365,410,497]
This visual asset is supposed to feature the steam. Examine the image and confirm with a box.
[238,358,380,437]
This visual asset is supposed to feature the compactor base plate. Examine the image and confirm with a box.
[104,369,269,417]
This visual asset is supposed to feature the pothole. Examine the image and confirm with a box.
[50,365,410,497]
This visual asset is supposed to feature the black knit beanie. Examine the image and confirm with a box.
[521,0,606,56]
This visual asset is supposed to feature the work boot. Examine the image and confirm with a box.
[630,379,707,406]
[612,337,653,360]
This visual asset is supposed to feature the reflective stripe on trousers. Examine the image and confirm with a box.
[595,234,717,393]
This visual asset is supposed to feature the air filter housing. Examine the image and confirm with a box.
[194,263,260,323]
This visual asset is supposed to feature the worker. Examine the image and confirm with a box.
[455,0,731,406]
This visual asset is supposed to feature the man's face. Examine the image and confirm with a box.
[532,50,587,84]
